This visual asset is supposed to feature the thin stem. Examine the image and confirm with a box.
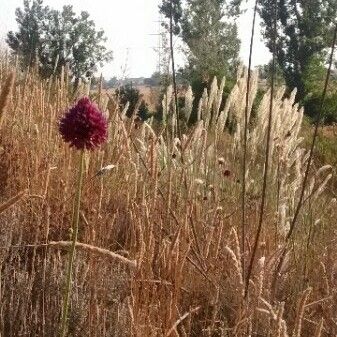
[244,0,277,299]
[242,0,258,281]
[169,0,181,139]
[60,150,85,337]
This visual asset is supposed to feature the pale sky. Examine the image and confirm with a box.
[0,0,271,79]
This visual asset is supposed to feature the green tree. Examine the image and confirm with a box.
[159,0,242,84]
[7,0,50,67]
[106,77,118,88]
[7,0,112,82]
[302,55,337,123]
[144,72,162,86]
[159,0,184,134]
[258,0,337,100]
[257,61,285,87]
[115,84,150,121]
[159,0,183,35]
[159,0,241,123]
[181,0,241,84]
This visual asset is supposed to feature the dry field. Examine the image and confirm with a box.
[0,58,336,337]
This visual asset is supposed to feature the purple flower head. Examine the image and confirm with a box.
[59,97,108,150]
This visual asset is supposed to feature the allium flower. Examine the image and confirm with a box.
[59,97,108,150]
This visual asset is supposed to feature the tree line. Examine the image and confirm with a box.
[7,0,112,86]
[7,0,337,122]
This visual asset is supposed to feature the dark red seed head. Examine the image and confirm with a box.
[59,97,108,150]
[223,169,231,177]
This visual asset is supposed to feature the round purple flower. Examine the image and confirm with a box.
[59,97,108,150]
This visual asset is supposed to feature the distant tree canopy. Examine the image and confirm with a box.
[158,0,243,124]
[159,0,183,35]
[144,72,162,87]
[7,0,113,82]
[115,84,150,120]
[257,61,285,87]
[258,0,337,101]
[302,55,337,123]
[181,0,241,84]
[160,0,241,85]
[105,77,118,88]
[158,0,337,123]
[158,0,242,119]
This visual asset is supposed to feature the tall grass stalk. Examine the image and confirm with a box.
[244,0,277,298]
[242,0,259,280]
[60,150,85,337]
[169,0,180,139]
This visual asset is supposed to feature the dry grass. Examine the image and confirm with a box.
[0,56,336,337]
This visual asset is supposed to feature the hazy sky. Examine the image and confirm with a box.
[0,0,271,78]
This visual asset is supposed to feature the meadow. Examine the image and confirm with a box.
[0,56,336,337]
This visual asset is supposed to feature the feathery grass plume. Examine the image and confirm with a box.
[275,302,285,337]
[184,85,194,122]
[224,70,259,154]
[121,101,130,119]
[214,76,226,120]
[0,72,15,129]
[224,245,244,295]
[162,85,173,125]
[292,288,312,337]
[48,241,136,268]
[164,306,200,337]
[272,23,337,298]
[314,318,324,337]
[256,256,265,300]
[286,22,337,242]
[205,77,218,128]
[199,88,208,121]
[319,262,330,295]
[312,173,332,200]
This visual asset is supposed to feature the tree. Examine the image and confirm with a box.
[106,77,118,88]
[39,5,77,77]
[257,61,285,87]
[159,0,183,35]
[7,0,50,67]
[7,0,112,82]
[144,72,162,86]
[159,0,242,84]
[115,84,150,121]
[159,0,241,124]
[258,0,337,101]
[302,55,337,123]
[159,0,183,134]
[181,0,241,84]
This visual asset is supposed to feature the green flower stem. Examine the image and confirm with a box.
[60,150,85,337]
